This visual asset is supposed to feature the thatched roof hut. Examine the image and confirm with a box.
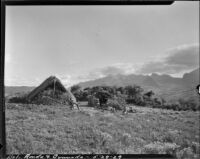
[26,76,76,103]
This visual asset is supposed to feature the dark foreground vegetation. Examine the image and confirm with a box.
[70,85,200,111]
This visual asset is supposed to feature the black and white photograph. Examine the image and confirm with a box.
[4,1,199,158]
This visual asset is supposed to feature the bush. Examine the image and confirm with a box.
[126,98,135,104]
[161,98,200,111]
[143,142,179,155]
[107,99,124,110]
[176,147,198,159]
[162,103,179,111]
[9,96,28,104]
[107,95,126,110]
[126,95,145,106]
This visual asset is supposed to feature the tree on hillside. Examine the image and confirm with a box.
[154,97,165,106]
[83,87,93,96]
[91,86,101,95]
[144,90,155,98]
[125,85,144,98]
[71,85,81,94]
[95,89,112,107]
[117,87,126,94]
[70,85,83,101]
[101,86,116,95]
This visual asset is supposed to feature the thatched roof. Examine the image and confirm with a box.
[26,76,76,102]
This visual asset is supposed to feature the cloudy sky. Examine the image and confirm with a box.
[5,1,199,86]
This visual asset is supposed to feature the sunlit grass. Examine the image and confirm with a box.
[6,103,200,158]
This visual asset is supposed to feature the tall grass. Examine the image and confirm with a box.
[6,103,199,158]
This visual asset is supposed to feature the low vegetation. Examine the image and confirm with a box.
[8,84,199,111]
[6,102,199,158]
[70,85,199,111]
[6,84,199,158]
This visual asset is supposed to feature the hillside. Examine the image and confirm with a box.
[78,74,146,88]
[5,86,35,97]
[182,68,199,87]
[142,76,160,88]
[78,68,199,100]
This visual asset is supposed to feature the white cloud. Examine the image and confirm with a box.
[72,63,139,85]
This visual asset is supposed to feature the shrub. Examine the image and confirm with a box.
[70,85,81,94]
[153,97,165,107]
[125,85,144,99]
[126,95,145,106]
[143,142,179,155]
[176,147,198,159]
[191,142,200,154]
[107,99,124,110]
[107,95,126,110]
[9,96,28,104]
[161,97,200,111]
[126,98,135,104]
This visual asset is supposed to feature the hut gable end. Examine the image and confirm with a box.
[26,76,74,102]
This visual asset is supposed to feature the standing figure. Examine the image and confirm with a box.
[122,106,128,115]
[69,98,80,110]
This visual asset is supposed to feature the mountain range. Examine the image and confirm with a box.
[5,68,199,100]
[78,68,199,100]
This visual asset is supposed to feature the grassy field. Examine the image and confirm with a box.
[6,102,200,158]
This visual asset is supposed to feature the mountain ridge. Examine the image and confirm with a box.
[78,68,199,88]
[77,68,199,100]
[5,68,199,100]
